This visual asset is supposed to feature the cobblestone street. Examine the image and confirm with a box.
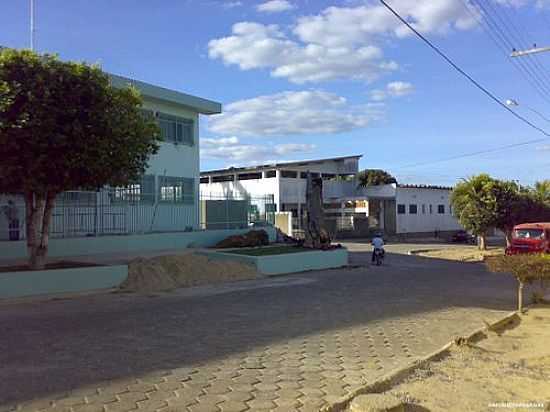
[0,244,517,412]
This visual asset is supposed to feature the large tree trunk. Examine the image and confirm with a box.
[478,234,487,251]
[24,191,56,270]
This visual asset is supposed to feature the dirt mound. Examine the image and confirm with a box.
[214,230,269,248]
[120,253,257,293]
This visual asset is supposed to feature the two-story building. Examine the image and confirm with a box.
[0,73,223,240]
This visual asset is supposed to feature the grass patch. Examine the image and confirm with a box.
[224,246,314,256]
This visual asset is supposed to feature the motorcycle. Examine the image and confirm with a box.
[373,248,384,266]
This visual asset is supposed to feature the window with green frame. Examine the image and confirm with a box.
[111,175,155,203]
[158,176,194,204]
[157,113,194,146]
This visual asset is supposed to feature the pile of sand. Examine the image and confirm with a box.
[119,252,257,293]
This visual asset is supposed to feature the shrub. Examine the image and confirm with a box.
[486,254,550,311]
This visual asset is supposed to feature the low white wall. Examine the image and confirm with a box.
[0,227,277,261]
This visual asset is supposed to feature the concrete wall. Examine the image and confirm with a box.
[0,265,128,299]
[274,212,292,236]
[395,187,462,234]
[203,248,349,276]
[0,227,277,261]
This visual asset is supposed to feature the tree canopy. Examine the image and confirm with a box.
[0,49,161,268]
[357,169,397,187]
[451,174,550,249]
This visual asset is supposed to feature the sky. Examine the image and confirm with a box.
[1,0,549,186]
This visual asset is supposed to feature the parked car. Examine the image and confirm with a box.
[451,230,476,244]
[506,222,550,255]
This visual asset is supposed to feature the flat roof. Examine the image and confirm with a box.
[110,74,222,115]
[397,184,453,191]
[201,155,363,175]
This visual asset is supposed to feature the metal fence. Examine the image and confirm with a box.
[0,190,275,241]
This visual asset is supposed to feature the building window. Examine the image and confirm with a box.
[280,170,298,178]
[429,204,433,214]
[159,176,194,204]
[322,173,336,180]
[449,205,453,215]
[438,204,445,214]
[409,204,418,214]
[200,176,210,184]
[397,204,406,214]
[264,170,276,178]
[212,174,234,183]
[237,172,262,181]
[111,175,155,203]
[422,204,426,214]
[158,113,194,146]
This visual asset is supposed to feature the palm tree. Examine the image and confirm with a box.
[532,180,550,205]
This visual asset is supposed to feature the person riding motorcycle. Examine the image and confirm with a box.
[371,232,385,263]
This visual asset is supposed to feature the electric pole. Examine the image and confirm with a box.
[30,0,35,50]
[510,45,550,58]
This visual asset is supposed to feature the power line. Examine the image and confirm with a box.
[483,0,550,93]
[467,0,550,104]
[378,0,550,170]
[392,136,550,170]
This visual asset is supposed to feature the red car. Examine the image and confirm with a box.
[506,222,550,255]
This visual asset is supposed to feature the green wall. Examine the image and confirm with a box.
[0,227,276,260]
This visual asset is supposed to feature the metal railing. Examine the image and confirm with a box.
[0,190,275,241]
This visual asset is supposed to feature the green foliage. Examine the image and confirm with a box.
[450,174,498,238]
[451,175,550,243]
[486,254,550,284]
[357,169,397,187]
[532,180,550,205]
[0,48,161,195]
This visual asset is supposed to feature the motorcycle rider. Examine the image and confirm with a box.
[371,232,385,263]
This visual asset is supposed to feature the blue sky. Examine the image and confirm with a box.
[1,0,549,186]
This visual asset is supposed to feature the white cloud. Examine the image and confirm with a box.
[208,90,379,136]
[201,136,315,163]
[537,145,550,151]
[208,22,395,83]
[257,0,295,13]
[221,1,243,8]
[209,2,477,83]
[387,81,414,97]
[369,81,414,101]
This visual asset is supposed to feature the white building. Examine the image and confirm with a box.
[1,73,223,240]
[200,156,463,237]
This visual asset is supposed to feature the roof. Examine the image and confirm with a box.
[514,222,550,229]
[0,47,222,115]
[201,155,363,175]
[397,184,453,191]
[110,74,222,115]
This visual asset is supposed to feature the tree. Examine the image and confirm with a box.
[357,169,397,187]
[532,180,550,205]
[451,174,499,250]
[0,49,161,269]
[493,180,550,247]
[486,254,550,312]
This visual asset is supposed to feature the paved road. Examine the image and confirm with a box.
[0,243,517,412]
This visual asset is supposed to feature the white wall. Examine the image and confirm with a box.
[395,187,462,234]
[143,97,200,228]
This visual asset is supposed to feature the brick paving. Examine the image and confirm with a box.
[0,244,517,412]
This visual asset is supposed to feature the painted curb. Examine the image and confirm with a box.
[320,310,520,412]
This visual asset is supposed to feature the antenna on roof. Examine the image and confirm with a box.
[30,0,35,50]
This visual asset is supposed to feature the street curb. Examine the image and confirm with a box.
[320,310,520,412]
